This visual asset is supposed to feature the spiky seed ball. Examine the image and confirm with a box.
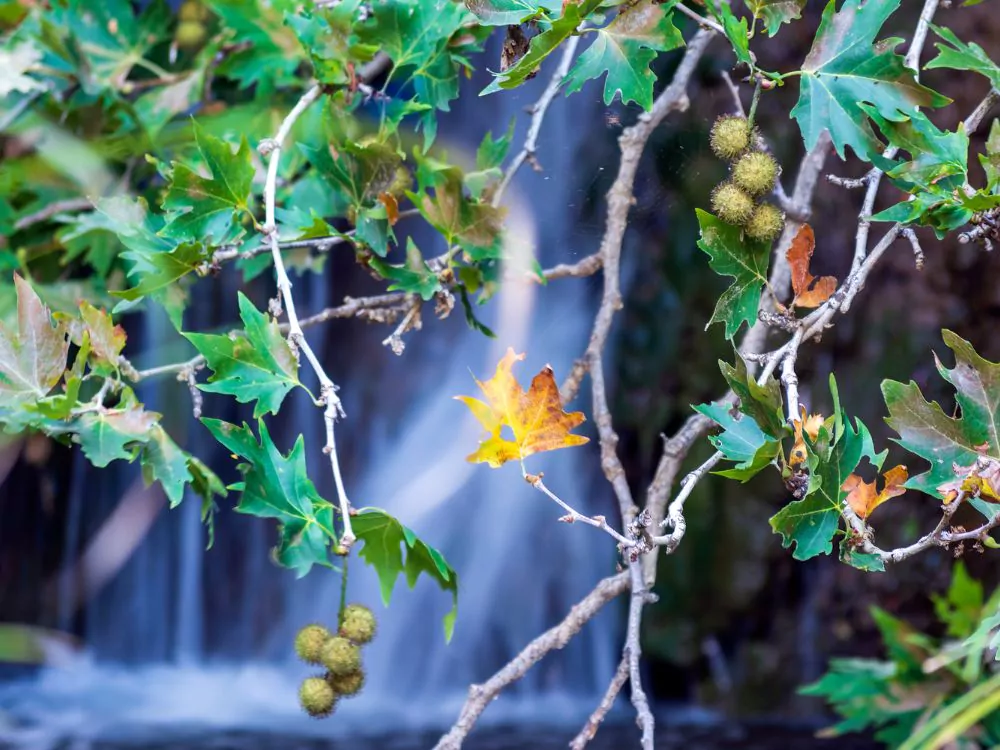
[176,20,206,47]
[321,636,361,677]
[744,203,786,242]
[328,668,365,698]
[732,151,778,197]
[711,182,755,226]
[710,115,752,161]
[340,604,377,645]
[299,676,337,718]
[294,624,331,665]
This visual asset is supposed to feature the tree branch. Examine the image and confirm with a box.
[432,572,631,750]
[569,655,630,750]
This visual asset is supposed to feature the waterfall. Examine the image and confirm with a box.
[0,45,625,746]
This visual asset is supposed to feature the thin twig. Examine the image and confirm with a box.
[432,572,631,750]
[260,83,357,549]
[569,656,630,750]
[674,1,726,35]
[13,198,93,232]
[524,468,637,548]
[626,563,655,750]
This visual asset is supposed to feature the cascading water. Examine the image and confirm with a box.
[0,45,625,746]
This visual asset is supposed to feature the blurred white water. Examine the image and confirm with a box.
[0,46,622,748]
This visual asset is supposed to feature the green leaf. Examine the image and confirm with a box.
[863,106,969,188]
[286,1,378,86]
[464,0,558,25]
[185,293,301,418]
[694,401,780,481]
[705,0,752,67]
[770,408,878,560]
[352,507,459,641]
[981,120,1000,193]
[563,0,684,109]
[840,544,886,572]
[161,121,255,246]
[112,241,206,319]
[790,0,950,162]
[75,404,157,468]
[207,0,304,92]
[476,118,516,171]
[743,0,806,36]
[301,139,401,211]
[410,165,504,257]
[719,352,786,439]
[50,0,170,94]
[925,25,1000,90]
[932,561,984,639]
[459,286,497,337]
[141,425,193,507]
[0,275,69,405]
[695,209,771,340]
[483,0,602,94]
[883,330,1000,519]
[77,301,125,374]
[203,418,337,577]
[368,238,443,300]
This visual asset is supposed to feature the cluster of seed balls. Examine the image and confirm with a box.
[295,603,377,718]
[709,115,785,242]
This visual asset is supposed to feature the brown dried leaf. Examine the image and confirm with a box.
[787,224,837,309]
[378,192,399,226]
[789,407,825,466]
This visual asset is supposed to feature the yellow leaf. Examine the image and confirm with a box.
[843,464,908,519]
[789,407,825,466]
[455,348,589,467]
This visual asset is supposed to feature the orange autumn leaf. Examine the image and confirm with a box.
[456,348,589,468]
[378,192,399,225]
[937,456,1000,504]
[789,407,825,466]
[787,224,837,309]
[842,464,909,519]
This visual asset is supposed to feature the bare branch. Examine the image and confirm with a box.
[260,83,357,550]
[13,198,93,231]
[626,563,655,750]
[524,469,637,548]
[570,656,630,750]
[561,28,715,403]
[432,572,631,750]
[589,354,635,521]
[674,1,726,35]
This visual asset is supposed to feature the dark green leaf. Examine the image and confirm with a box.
[694,401,780,481]
[141,425,193,507]
[476,118,516,171]
[207,0,304,92]
[185,293,301,418]
[744,0,806,36]
[411,165,504,257]
[203,418,337,577]
[368,238,442,300]
[464,0,558,25]
[75,404,157,468]
[286,1,378,86]
[719,351,786,439]
[352,507,459,641]
[705,0,752,67]
[790,0,950,162]
[563,0,684,109]
[161,121,255,246]
[696,209,771,340]
[840,544,886,572]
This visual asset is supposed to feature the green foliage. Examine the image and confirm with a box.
[803,564,1000,748]
[185,294,303,418]
[563,0,684,110]
[693,400,781,481]
[926,25,1000,90]
[695,209,771,340]
[790,0,949,162]
[743,0,806,37]
[352,508,459,641]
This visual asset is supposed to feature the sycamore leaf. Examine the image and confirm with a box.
[476,119,516,171]
[352,508,459,641]
[185,294,301,418]
[410,166,504,258]
[368,238,442,301]
[456,348,588,467]
[287,1,378,87]
[140,425,193,507]
[563,0,684,110]
[208,0,303,93]
[112,241,206,308]
[78,302,125,374]
[203,418,336,577]
[790,0,950,162]
[771,376,883,560]
[161,122,255,246]
[0,275,69,405]
[883,330,1000,519]
[705,0,753,68]
[786,224,837,309]
[697,209,771,340]
[694,401,780,481]
[743,0,805,36]
[464,0,559,25]
[719,352,786,439]
[862,106,969,189]
[842,464,908,519]
[925,25,1000,90]
[74,404,158,468]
